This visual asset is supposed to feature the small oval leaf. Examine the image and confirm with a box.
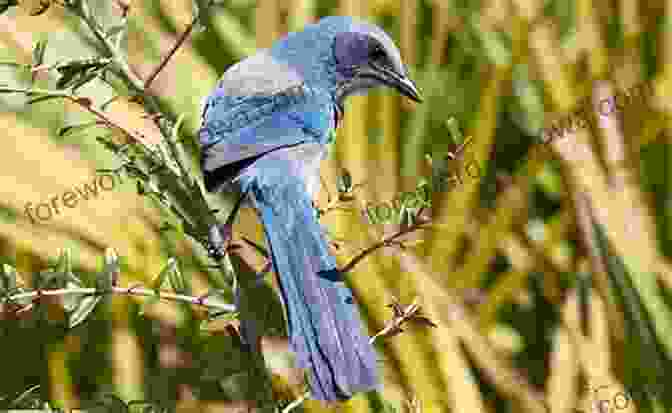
[68,295,102,328]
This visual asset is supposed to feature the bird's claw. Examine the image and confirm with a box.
[207,223,233,260]
[312,200,324,217]
[207,191,248,260]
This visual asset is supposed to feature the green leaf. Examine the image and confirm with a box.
[68,294,102,328]
[191,0,212,33]
[90,394,129,413]
[102,248,119,289]
[54,248,85,311]
[26,94,64,105]
[96,135,124,153]
[70,70,100,92]
[0,61,28,68]
[167,113,194,179]
[93,249,118,293]
[0,0,18,15]
[127,400,162,413]
[55,59,109,90]
[364,202,381,225]
[62,284,82,313]
[37,268,65,290]
[54,248,72,275]
[1,264,31,307]
[0,263,17,294]
[326,128,337,145]
[8,384,41,408]
[62,270,84,312]
[58,121,100,137]
[445,117,464,146]
[202,289,234,321]
[55,67,80,90]
[105,25,125,39]
[151,258,177,293]
[337,169,353,194]
[32,39,47,66]
[168,259,190,295]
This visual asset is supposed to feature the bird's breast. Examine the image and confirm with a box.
[280,92,338,146]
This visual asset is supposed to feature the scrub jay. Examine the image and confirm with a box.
[198,15,421,401]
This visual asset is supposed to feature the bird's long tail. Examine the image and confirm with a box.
[250,180,379,402]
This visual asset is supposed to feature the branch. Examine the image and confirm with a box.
[281,391,309,413]
[114,0,129,51]
[70,2,202,182]
[144,12,200,90]
[5,285,236,313]
[315,198,356,218]
[369,296,437,344]
[339,219,431,273]
[74,0,144,91]
[0,86,152,149]
[281,296,436,412]
[390,247,549,413]
[0,86,70,98]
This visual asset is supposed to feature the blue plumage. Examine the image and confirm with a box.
[199,16,421,402]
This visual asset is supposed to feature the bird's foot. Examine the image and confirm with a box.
[207,190,248,260]
[207,223,233,260]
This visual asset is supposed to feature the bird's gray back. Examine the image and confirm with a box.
[217,51,304,97]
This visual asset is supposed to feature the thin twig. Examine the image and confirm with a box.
[317,198,354,217]
[75,2,169,145]
[445,135,474,160]
[5,286,236,312]
[280,297,435,411]
[369,296,437,344]
[0,86,154,150]
[281,391,309,413]
[0,86,70,98]
[6,89,170,180]
[340,220,431,273]
[114,1,129,51]
[319,174,332,203]
[144,12,200,90]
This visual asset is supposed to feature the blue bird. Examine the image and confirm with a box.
[198,16,421,402]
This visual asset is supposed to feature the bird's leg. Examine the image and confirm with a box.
[312,200,324,218]
[207,190,248,260]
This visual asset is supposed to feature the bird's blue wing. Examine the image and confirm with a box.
[201,109,325,192]
[199,51,333,192]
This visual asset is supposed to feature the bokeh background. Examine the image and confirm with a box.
[1,0,672,412]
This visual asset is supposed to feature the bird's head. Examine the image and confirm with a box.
[270,16,422,109]
[330,18,422,107]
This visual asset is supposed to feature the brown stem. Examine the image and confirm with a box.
[5,286,236,312]
[339,219,430,273]
[143,13,200,90]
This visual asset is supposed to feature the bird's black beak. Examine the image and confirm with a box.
[392,74,422,103]
[370,62,422,103]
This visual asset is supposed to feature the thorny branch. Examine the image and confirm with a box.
[369,296,438,343]
[282,296,436,412]
[144,11,201,90]
[12,0,235,272]
[339,217,432,273]
[70,0,210,176]
[3,285,236,314]
[0,87,149,145]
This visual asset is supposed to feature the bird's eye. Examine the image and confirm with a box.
[369,45,386,60]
